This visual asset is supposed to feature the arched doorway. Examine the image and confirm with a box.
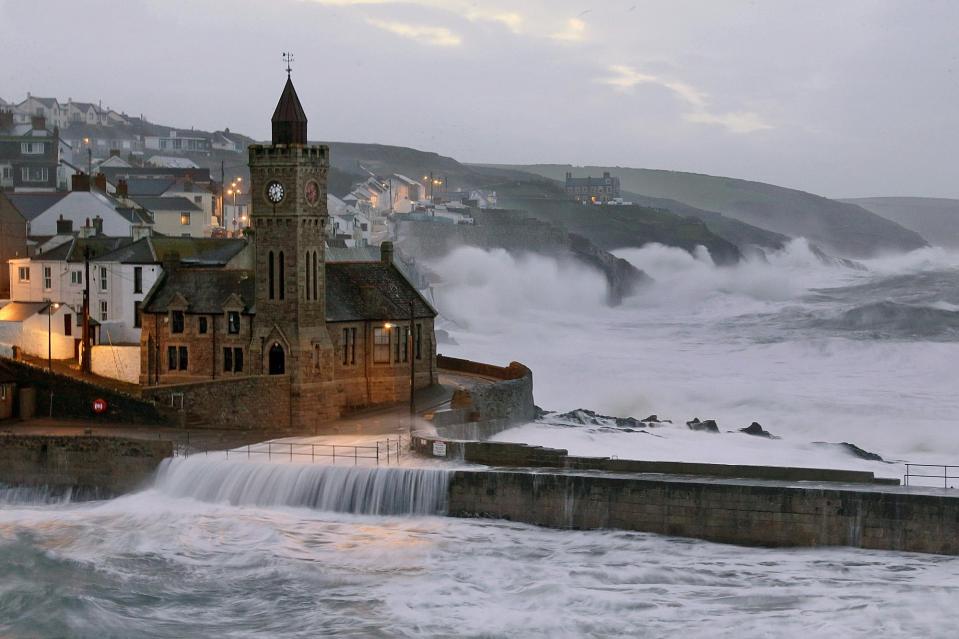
[268,342,285,375]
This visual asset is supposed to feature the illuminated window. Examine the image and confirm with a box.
[373,327,390,363]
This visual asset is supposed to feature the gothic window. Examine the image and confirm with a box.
[312,251,318,300]
[198,316,207,334]
[342,327,356,366]
[268,250,275,300]
[279,251,285,300]
[305,250,311,300]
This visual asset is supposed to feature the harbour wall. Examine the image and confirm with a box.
[446,469,959,556]
[0,434,171,499]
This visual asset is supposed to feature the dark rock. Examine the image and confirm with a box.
[687,418,719,433]
[740,422,777,439]
[814,441,885,462]
[533,405,549,420]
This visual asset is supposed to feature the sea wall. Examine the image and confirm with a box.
[142,375,292,430]
[411,434,888,484]
[0,434,171,498]
[447,469,959,555]
[434,356,535,438]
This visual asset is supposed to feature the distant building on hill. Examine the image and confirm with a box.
[565,171,620,204]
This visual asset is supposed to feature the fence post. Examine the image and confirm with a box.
[268,442,271,460]
[332,445,335,464]
[354,447,357,465]
[312,444,315,463]
[247,444,251,458]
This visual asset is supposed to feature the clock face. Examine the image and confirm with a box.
[266,181,285,204]
[305,180,320,206]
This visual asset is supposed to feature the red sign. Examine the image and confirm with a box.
[92,398,108,414]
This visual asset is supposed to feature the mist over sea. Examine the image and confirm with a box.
[4,240,959,637]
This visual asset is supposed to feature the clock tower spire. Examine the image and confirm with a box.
[248,66,332,404]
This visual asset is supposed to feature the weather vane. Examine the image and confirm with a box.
[282,52,294,77]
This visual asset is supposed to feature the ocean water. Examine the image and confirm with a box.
[1,459,958,638]
[436,241,959,477]
[4,240,959,637]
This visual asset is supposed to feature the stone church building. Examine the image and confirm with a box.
[139,74,437,424]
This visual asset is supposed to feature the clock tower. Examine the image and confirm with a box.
[248,70,335,415]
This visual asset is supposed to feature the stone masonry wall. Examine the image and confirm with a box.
[1,356,169,425]
[142,375,292,430]
[438,356,535,425]
[0,434,171,498]
[447,470,959,555]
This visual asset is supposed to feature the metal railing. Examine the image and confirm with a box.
[173,435,407,466]
[903,463,959,488]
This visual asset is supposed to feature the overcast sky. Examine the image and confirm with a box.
[2,0,957,198]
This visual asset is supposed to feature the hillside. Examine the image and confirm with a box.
[493,164,929,258]
[840,197,959,249]
[495,179,743,265]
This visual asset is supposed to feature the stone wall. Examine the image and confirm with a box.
[411,434,888,484]
[437,355,535,428]
[447,469,959,555]
[142,375,293,430]
[0,434,171,498]
[0,356,169,425]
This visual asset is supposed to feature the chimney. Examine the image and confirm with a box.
[71,173,91,192]
[116,178,128,198]
[56,215,74,235]
[79,218,94,238]
[92,216,103,235]
[93,172,107,192]
[380,241,394,265]
[31,115,46,131]
[566,171,572,180]
[0,110,12,130]
[603,171,611,179]
[109,149,120,158]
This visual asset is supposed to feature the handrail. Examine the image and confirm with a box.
[904,463,959,488]
[173,435,406,466]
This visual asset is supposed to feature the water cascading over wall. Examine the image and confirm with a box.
[153,457,451,516]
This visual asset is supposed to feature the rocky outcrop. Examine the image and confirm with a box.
[740,422,777,438]
[396,211,648,306]
[687,418,720,433]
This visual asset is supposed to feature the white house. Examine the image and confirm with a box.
[18,190,149,237]
[15,95,68,129]
[7,236,250,360]
[0,301,75,360]
[132,196,207,237]
[143,130,211,153]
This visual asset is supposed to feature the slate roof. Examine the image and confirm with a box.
[35,237,132,262]
[142,261,435,322]
[132,196,201,212]
[143,269,255,314]
[125,177,174,196]
[3,192,70,220]
[272,76,307,145]
[100,166,212,185]
[94,237,248,265]
[325,262,435,322]
[0,301,51,322]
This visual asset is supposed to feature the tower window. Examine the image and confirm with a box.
[305,250,311,300]
[312,251,318,300]
[268,250,275,300]
[279,251,285,300]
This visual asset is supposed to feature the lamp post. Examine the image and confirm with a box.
[83,137,92,177]
[409,299,415,440]
[47,303,60,371]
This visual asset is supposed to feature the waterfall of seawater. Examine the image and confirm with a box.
[152,456,451,516]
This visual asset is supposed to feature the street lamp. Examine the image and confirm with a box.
[47,303,60,371]
[83,137,92,177]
